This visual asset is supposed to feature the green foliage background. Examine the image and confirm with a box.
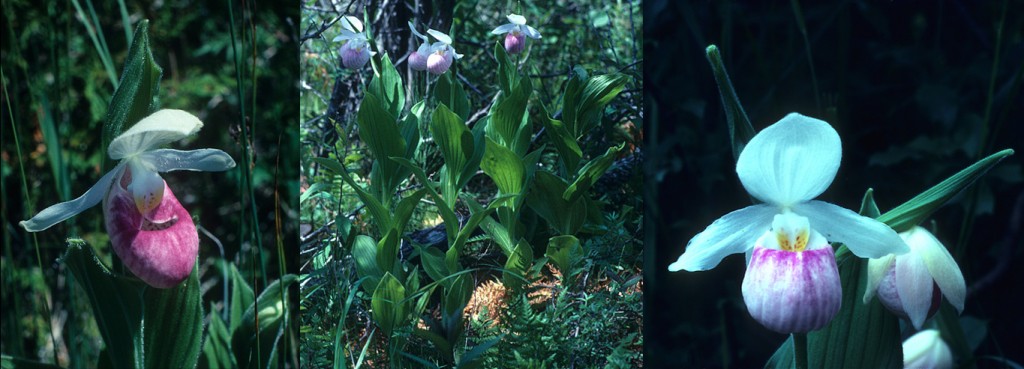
[1,0,300,367]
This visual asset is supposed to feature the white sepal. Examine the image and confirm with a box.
[668,204,777,272]
[19,162,125,232]
[903,227,966,312]
[427,29,452,45]
[507,14,527,25]
[109,109,203,160]
[793,200,908,258]
[895,249,935,329]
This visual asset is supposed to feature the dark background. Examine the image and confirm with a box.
[644,1,1022,367]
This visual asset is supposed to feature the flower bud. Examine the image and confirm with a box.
[903,330,953,369]
[104,168,198,288]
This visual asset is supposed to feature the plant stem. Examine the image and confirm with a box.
[793,333,808,369]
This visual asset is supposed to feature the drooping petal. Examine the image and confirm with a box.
[427,29,452,45]
[127,159,165,215]
[523,25,542,39]
[108,109,203,160]
[140,149,236,173]
[742,245,842,333]
[863,254,896,304]
[19,162,125,232]
[668,204,777,271]
[104,179,198,288]
[793,200,908,258]
[507,14,527,25]
[896,252,936,329]
[903,227,966,313]
[491,23,517,35]
[735,113,841,206]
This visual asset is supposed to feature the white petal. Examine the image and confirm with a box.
[903,227,966,313]
[735,113,841,206]
[19,163,125,232]
[427,29,452,45]
[668,204,777,271]
[903,330,953,369]
[863,255,896,304]
[128,159,165,214]
[141,149,236,172]
[108,109,203,160]
[793,200,908,258]
[341,16,363,32]
[896,252,934,329]
[490,23,516,35]
[507,14,527,25]
[523,25,542,39]
[408,21,428,40]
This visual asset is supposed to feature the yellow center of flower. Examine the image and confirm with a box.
[772,212,811,252]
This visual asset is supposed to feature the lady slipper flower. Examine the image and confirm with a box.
[424,29,463,75]
[903,329,953,369]
[20,109,235,288]
[864,226,966,329]
[408,22,431,71]
[333,16,374,69]
[490,13,541,54]
[668,113,908,333]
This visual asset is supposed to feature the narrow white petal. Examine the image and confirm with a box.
[141,149,236,172]
[408,21,428,40]
[19,163,125,232]
[896,253,934,329]
[427,29,452,45]
[109,109,203,160]
[904,227,966,313]
[524,25,542,39]
[507,14,527,25]
[667,204,777,271]
[863,255,896,304]
[735,113,841,206]
[491,23,516,35]
[793,200,908,258]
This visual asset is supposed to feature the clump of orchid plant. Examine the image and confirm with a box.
[864,226,966,329]
[21,109,235,288]
[334,16,373,69]
[668,113,908,333]
[490,13,541,54]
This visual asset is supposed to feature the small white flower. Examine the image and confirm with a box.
[490,13,542,39]
[333,16,375,69]
[903,330,953,369]
[864,226,966,329]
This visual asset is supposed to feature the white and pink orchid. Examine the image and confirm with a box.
[490,13,541,54]
[21,109,235,288]
[668,113,909,333]
[333,16,374,69]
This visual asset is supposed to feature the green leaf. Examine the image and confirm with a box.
[443,273,473,321]
[352,235,383,293]
[101,20,162,172]
[144,262,203,369]
[371,273,407,337]
[419,246,450,284]
[391,157,460,246]
[327,162,393,232]
[539,103,583,174]
[573,73,626,138]
[0,356,65,369]
[481,138,525,196]
[493,41,516,96]
[392,189,427,236]
[705,44,756,161]
[877,149,1014,232]
[564,143,624,203]
[376,228,400,276]
[487,80,531,150]
[859,188,882,218]
[62,240,145,369]
[356,93,407,198]
[202,311,234,369]
[434,73,471,120]
[367,53,405,118]
[526,172,586,235]
[503,240,534,292]
[431,104,476,204]
[479,216,513,256]
[232,275,297,369]
[455,334,505,369]
[545,235,583,277]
